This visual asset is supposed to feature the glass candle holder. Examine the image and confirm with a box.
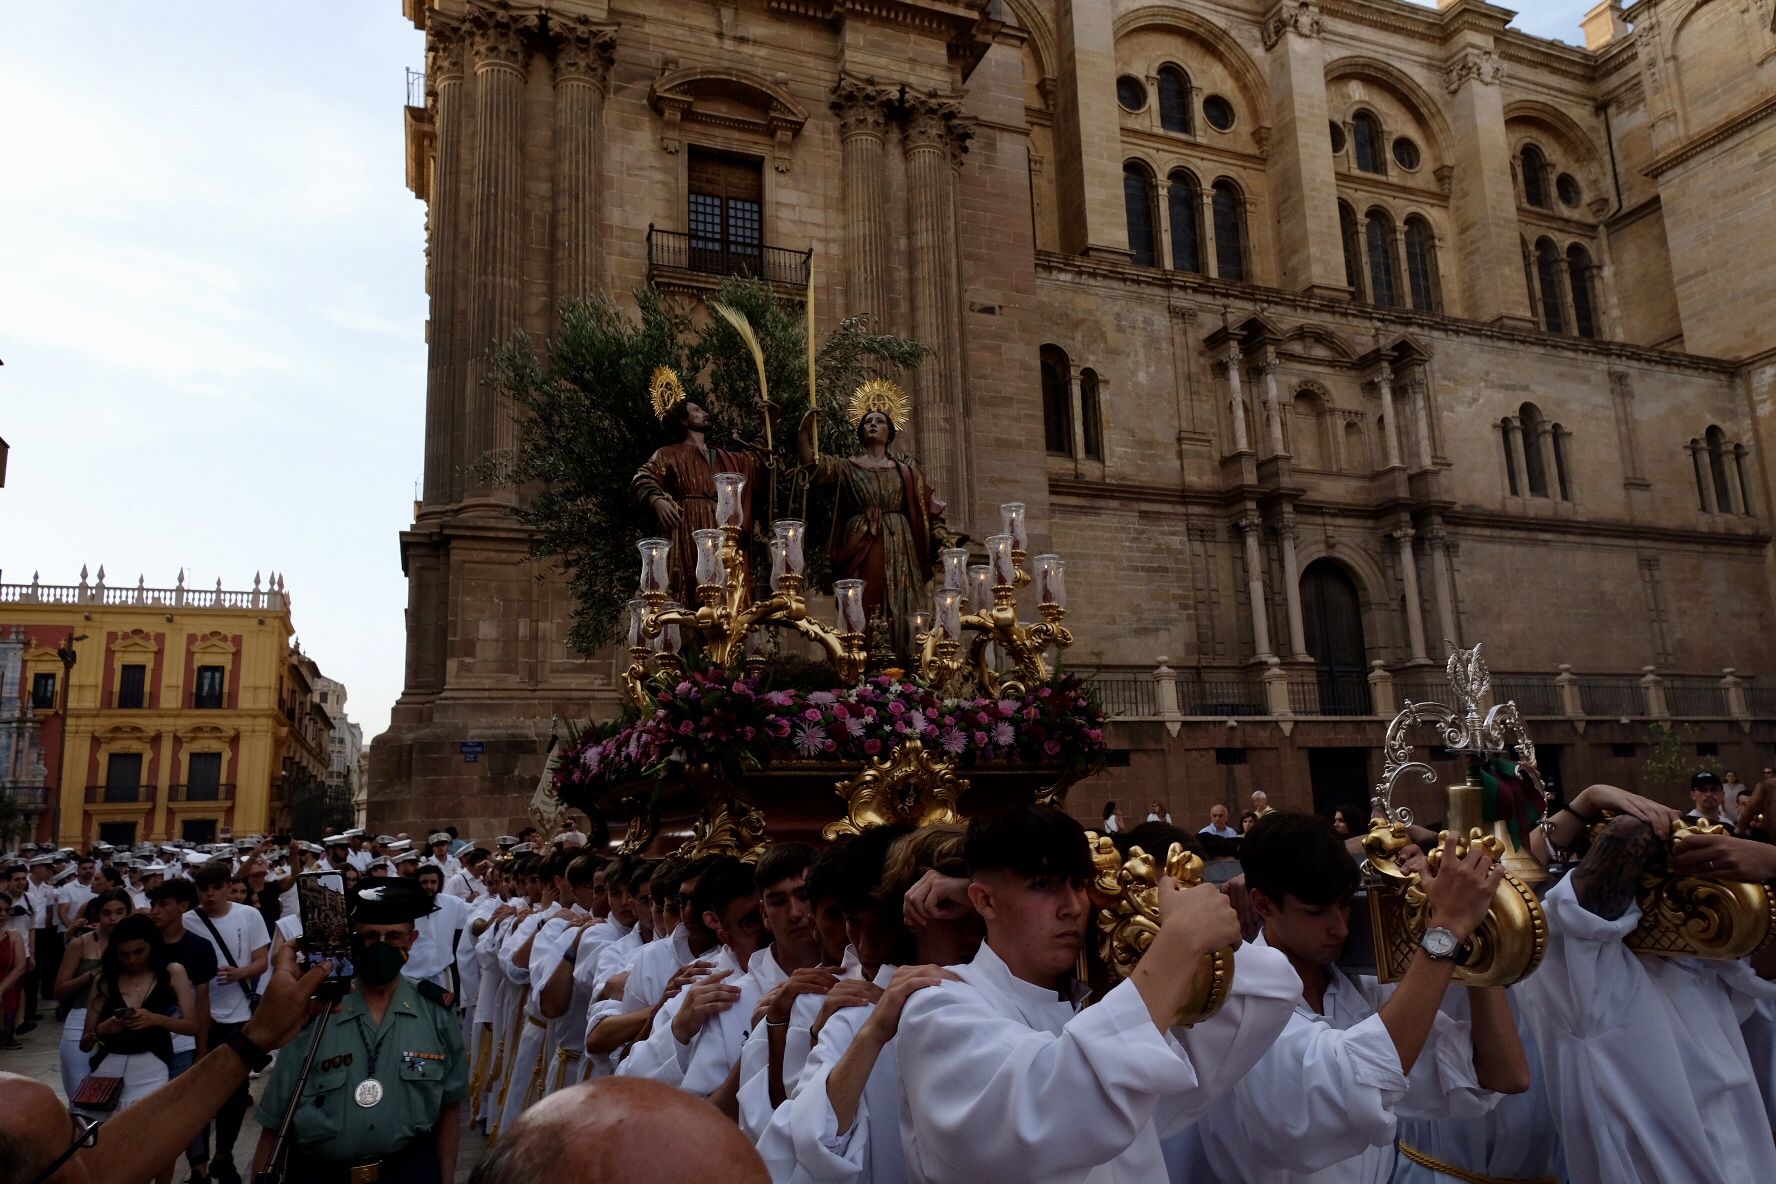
[638,538,671,595]
[693,529,726,589]
[935,588,963,641]
[654,604,683,656]
[773,520,806,576]
[626,598,648,650]
[986,534,1016,587]
[834,579,866,635]
[940,547,969,592]
[967,565,993,612]
[912,610,932,638]
[714,472,747,529]
[1033,554,1066,610]
[1000,502,1028,552]
[768,538,788,593]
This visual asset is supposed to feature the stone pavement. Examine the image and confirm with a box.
[1,1012,489,1182]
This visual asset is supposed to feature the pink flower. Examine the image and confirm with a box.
[973,730,989,747]
[1023,707,1039,720]
[906,712,930,735]
[888,700,908,716]
[832,704,850,720]
[864,738,882,755]
[769,717,792,738]
[803,707,823,722]
[810,690,838,706]
[1044,739,1062,756]
[846,717,866,738]
[993,721,1015,747]
[678,720,695,735]
[794,724,824,756]
[997,699,1018,717]
[823,739,837,753]
[765,690,796,708]
[1088,728,1104,743]
[940,727,967,754]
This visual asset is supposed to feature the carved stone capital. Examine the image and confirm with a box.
[466,1,541,74]
[550,15,616,86]
[1261,1,1323,51]
[831,75,894,140]
[1259,346,1279,374]
[425,13,467,87]
[1237,515,1263,537]
[1221,343,1245,369]
[1443,46,1503,94]
[902,92,964,153]
[1392,526,1417,545]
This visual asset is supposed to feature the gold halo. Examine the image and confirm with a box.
[847,378,911,429]
[650,366,687,421]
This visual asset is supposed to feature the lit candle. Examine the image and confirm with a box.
[967,565,993,612]
[639,538,671,594]
[912,610,932,637]
[773,520,806,576]
[940,547,969,592]
[934,588,963,641]
[654,604,683,656]
[626,598,648,650]
[768,538,788,592]
[986,534,1016,587]
[1000,502,1028,552]
[714,472,747,529]
[834,579,866,634]
[693,529,726,588]
[1033,554,1066,609]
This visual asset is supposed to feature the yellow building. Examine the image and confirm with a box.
[0,569,336,848]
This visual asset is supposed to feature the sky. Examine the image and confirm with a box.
[0,2,1600,745]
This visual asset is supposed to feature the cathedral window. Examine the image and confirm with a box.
[1707,426,1732,512]
[1519,403,1549,498]
[1212,179,1247,282]
[1352,112,1385,175]
[1364,209,1399,308]
[687,149,764,273]
[1534,238,1567,335]
[1041,346,1073,457]
[1552,425,1574,501]
[1404,216,1440,314]
[1501,419,1520,496]
[1520,143,1551,209]
[1157,66,1192,134]
[1168,171,1203,274]
[1568,244,1599,340]
[1123,162,1159,267]
[1080,369,1105,462]
[1340,202,1364,300]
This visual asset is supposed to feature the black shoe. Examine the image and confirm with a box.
[209,1161,242,1184]
[16,1022,37,1035]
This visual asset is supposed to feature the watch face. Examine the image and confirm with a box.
[1422,927,1457,958]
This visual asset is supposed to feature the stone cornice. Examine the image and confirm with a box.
[1032,250,1736,376]
[1645,93,1776,178]
[766,0,988,37]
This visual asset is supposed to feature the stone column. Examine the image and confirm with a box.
[1442,43,1534,323]
[1425,525,1458,650]
[1278,520,1309,659]
[1407,373,1434,470]
[550,17,615,305]
[1261,3,1345,294]
[1239,517,1276,662]
[1372,366,1401,468]
[421,17,467,508]
[1393,526,1428,662]
[1260,347,1287,457]
[832,76,893,327]
[1691,441,1717,513]
[904,94,964,504]
[1507,417,1531,496]
[1223,346,1251,454]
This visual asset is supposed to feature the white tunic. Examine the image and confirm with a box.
[619,943,750,1089]
[740,947,865,1146]
[404,891,470,991]
[895,939,1300,1184]
[1198,933,1499,1184]
[1516,874,1776,1184]
[680,944,791,1097]
[781,961,904,1184]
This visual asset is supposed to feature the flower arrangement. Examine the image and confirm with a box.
[554,668,1108,804]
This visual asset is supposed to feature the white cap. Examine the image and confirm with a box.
[428,832,451,845]
[323,834,350,846]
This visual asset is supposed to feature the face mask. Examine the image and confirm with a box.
[352,938,407,987]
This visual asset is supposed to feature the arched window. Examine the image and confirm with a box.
[1534,238,1567,335]
[1707,425,1732,512]
[1123,163,1159,267]
[1168,171,1203,274]
[1344,420,1366,472]
[1567,245,1599,339]
[1519,402,1549,497]
[1339,201,1365,300]
[1364,209,1399,308]
[1404,216,1440,313]
[1212,179,1247,282]
[1520,144,1550,209]
[1157,66,1192,134]
[1292,391,1327,469]
[1079,368,1104,461]
[1552,424,1573,500]
[1352,112,1385,175]
[1040,345,1073,457]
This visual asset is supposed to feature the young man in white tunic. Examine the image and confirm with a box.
[404,863,470,1002]
[533,854,619,1094]
[1521,785,1776,1184]
[571,860,657,1083]
[445,847,490,902]
[587,857,721,1070]
[894,804,1302,1184]
[494,852,574,1133]
[1196,812,1531,1184]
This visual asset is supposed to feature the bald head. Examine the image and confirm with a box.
[0,1073,87,1184]
[469,1078,769,1184]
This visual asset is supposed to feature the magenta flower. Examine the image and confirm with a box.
[1044,739,1062,756]
[846,717,866,738]
[888,700,907,716]
[863,738,882,755]
[810,690,838,706]
[993,721,1015,747]
[940,727,967,755]
[794,724,824,757]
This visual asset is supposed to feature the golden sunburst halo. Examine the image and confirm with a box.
[649,366,687,421]
[846,378,911,429]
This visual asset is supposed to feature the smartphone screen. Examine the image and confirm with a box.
[296,871,353,986]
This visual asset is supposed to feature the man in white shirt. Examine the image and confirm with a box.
[1523,788,1776,1183]
[1685,769,1737,833]
[184,859,271,1184]
[407,863,470,1000]
[445,848,490,901]
[585,857,713,1075]
[1200,804,1240,839]
[1196,812,1529,1184]
[427,832,463,879]
[345,829,374,872]
[895,804,1301,1184]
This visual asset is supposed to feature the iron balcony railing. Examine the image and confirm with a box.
[646,225,813,287]
[86,784,146,804]
[169,783,236,803]
[406,67,426,109]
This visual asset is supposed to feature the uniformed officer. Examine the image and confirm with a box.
[249,878,468,1183]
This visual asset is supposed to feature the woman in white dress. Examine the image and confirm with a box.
[53,889,133,1098]
[78,913,196,1125]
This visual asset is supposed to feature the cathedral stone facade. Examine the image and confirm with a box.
[375,0,1776,838]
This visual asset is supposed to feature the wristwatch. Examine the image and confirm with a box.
[1420,926,1473,966]
[225,1031,273,1072]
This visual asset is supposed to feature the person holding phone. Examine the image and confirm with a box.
[183,861,270,1184]
[55,891,133,1098]
[79,914,198,1115]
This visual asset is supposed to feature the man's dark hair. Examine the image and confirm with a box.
[754,842,817,893]
[445,826,459,838]
[626,858,657,893]
[828,824,912,912]
[416,864,444,882]
[543,850,576,882]
[803,839,852,909]
[1241,812,1359,908]
[1199,833,1240,861]
[650,857,684,904]
[964,804,1092,880]
[675,854,720,895]
[566,853,606,887]
[1116,820,1202,861]
[149,878,198,908]
[661,398,711,445]
[690,856,755,922]
[98,866,125,889]
[192,860,234,891]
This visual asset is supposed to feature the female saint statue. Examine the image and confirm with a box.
[797,380,948,659]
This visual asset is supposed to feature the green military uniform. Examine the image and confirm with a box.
[255,962,468,1181]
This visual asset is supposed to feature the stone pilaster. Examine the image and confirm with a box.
[1223,346,1251,455]
[422,16,468,509]
[1050,0,1128,257]
[1371,364,1401,469]
[464,2,538,499]
[1260,347,1286,456]
[1278,519,1309,659]
[1393,526,1428,662]
[1239,517,1276,662]
[832,76,894,328]
[903,93,965,509]
[550,17,616,306]
[1261,3,1346,294]
[1425,524,1459,650]
[1442,43,1534,325]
